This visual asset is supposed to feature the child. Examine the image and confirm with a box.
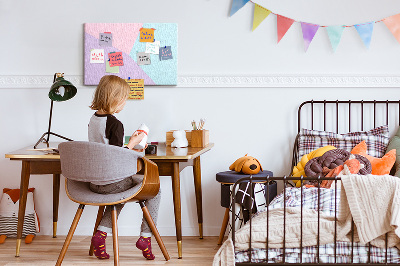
[88,75,161,260]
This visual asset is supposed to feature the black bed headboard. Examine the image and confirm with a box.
[292,100,400,169]
[298,100,400,133]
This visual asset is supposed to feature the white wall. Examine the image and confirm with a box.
[1,0,400,236]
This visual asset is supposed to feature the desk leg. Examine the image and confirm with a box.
[53,174,60,238]
[193,157,203,239]
[16,161,31,257]
[171,162,182,259]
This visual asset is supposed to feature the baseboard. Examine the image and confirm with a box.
[38,225,223,237]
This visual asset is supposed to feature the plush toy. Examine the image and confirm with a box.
[230,154,263,175]
[321,154,364,188]
[0,188,39,244]
[171,130,188,148]
[351,140,396,175]
[292,145,336,187]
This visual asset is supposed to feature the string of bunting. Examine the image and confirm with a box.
[230,0,400,52]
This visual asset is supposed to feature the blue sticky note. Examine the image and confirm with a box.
[159,46,173,61]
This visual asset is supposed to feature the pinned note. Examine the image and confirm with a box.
[137,52,151,65]
[140,28,155,42]
[90,49,104,63]
[106,61,119,73]
[125,78,144,100]
[145,41,160,54]
[99,32,112,46]
[108,52,124,67]
[159,46,173,61]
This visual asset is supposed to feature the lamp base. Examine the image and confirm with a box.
[33,132,73,149]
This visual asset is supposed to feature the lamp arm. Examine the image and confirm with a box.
[46,100,54,143]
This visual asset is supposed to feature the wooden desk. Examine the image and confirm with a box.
[5,142,213,259]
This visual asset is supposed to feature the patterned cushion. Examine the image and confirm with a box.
[296,125,390,164]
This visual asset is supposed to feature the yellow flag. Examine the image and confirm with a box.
[253,4,271,31]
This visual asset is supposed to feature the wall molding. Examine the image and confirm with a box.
[1,75,399,88]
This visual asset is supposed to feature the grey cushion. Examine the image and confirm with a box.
[216,170,273,184]
[58,141,142,183]
[66,175,144,204]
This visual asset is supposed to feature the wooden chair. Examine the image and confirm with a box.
[56,141,170,266]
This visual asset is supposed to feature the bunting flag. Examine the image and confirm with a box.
[253,4,271,31]
[230,0,250,17]
[326,26,345,52]
[301,22,319,52]
[277,15,295,43]
[383,14,400,44]
[354,22,374,49]
[229,0,400,52]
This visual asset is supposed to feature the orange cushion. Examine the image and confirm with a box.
[351,140,396,175]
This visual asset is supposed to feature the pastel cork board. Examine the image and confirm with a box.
[84,23,178,85]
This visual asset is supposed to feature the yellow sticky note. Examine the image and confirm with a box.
[125,79,144,100]
[139,28,155,42]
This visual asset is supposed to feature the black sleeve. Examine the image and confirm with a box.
[105,115,124,147]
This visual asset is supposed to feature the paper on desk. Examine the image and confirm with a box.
[27,147,59,154]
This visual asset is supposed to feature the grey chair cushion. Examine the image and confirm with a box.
[59,141,142,183]
[66,175,144,204]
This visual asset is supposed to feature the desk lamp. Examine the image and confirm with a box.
[33,73,77,149]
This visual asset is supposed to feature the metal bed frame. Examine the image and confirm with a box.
[232,100,400,265]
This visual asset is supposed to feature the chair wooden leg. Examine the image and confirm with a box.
[139,201,170,261]
[218,208,230,245]
[56,204,85,266]
[111,205,119,266]
[89,206,105,256]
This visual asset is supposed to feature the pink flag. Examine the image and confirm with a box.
[277,15,295,43]
[301,22,320,52]
[383,14,400,44]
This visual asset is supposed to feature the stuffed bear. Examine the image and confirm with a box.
[171,130,188,148]
[0,188,39,244]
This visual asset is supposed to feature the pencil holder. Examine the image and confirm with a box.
[191,130,209,148]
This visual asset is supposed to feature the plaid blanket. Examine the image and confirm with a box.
[228,181,277,235]
[235,242,400,263]
[235,186,400,263]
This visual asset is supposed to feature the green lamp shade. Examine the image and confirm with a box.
[48,76,77,102]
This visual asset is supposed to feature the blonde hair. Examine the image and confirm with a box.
[90,75,130,114]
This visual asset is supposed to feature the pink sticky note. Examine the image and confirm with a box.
[108,52,124,67]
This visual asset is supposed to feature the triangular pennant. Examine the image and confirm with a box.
[230,0,250,17]
[252,4,271,31]
[354,22,374,49]
[326,25,345,52]
[301,22,319,52]
[277,15,295,43]
[383,14,400,44]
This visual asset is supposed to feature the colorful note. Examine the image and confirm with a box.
[108,52,124,67]
[137,52,151,65]
[90,49,104,63]
[106,61,119,73]
[145,41,160,54]
[99,32,112,46]
[140,28,155,42]
[159,46,173,61]
[125,79,144,100]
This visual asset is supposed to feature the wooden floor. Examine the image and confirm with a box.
[0,236,223,265]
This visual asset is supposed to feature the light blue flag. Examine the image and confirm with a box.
[354,22,374,49]
[230,0,250,17]
[326,26,345,53]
